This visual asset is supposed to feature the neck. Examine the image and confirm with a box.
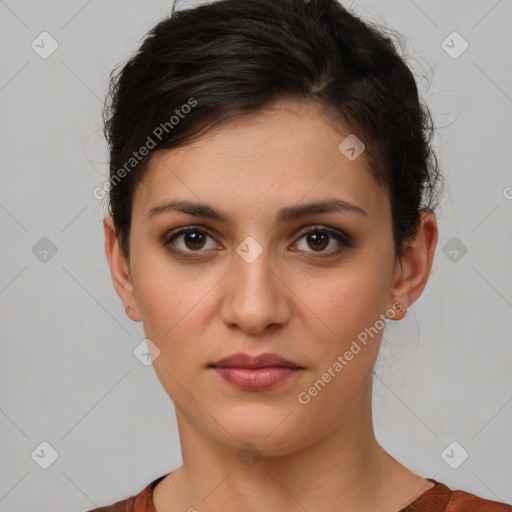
[154,376,430,512]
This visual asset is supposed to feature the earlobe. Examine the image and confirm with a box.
[389,211,438,320]
[103,216,142,322]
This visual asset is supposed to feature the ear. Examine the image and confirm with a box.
[389,211,438,320]
[103,215,142,322]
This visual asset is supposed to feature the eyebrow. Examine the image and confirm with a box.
[148,198,368,223]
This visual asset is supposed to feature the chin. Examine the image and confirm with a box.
[212,408,312,458]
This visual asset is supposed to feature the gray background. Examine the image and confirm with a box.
[1,0,511,510]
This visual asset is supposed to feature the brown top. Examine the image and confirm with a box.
[87,474,512,512]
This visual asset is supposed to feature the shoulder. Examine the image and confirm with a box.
[446,489,512,511]
[402,479,511,511]
[85,473,167,512]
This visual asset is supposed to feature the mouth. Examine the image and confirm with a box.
[209,366,303,391]
[208,352,305,391]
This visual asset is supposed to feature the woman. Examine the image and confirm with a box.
[91,0,511,510]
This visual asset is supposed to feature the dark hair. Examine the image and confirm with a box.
[102,0,442,260]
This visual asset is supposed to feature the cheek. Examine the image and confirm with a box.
[131,238,198,319]
[132,262,216,407]
[301,285,385,395]
[295,256,392,347]
[131,248,222,370]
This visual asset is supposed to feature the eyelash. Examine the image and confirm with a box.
[164,225,352,259]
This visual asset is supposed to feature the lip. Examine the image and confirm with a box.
[212,367,302,391]
[210,352,303,369]
[209,352,304,391]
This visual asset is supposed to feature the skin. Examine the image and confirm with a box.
[104,99,438,512]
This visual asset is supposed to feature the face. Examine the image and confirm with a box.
[106,100,433,457]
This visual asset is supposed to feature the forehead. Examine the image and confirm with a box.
[133,100,390,223]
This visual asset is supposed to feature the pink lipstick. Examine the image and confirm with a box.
[209,352,304,391]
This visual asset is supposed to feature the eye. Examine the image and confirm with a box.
[164,226,220,255]
[293,226,350,256]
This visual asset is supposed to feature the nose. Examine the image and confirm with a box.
[220,243,291,336]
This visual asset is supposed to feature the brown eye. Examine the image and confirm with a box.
[181,230,207,250]
[294,227,351,256]
[306,231,329,251]
[165,227,219,254]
